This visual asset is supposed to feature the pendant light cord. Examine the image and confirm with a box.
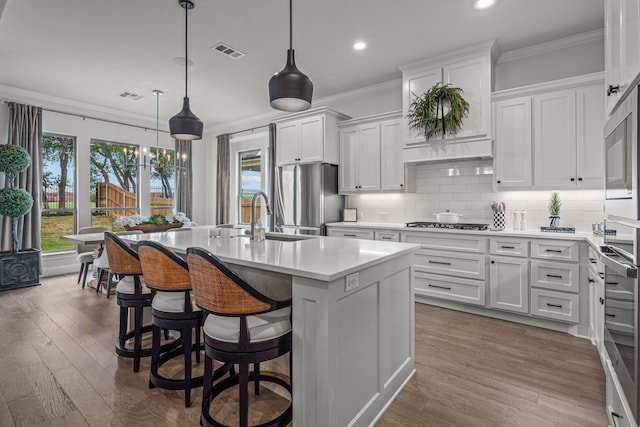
[185,4,189,98]
[156,92,160,157]
[289,0,292,50]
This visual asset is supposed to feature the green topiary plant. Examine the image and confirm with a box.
[0,145,34,252]
[548,192,562,227]
[406,82,470,140]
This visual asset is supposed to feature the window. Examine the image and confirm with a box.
[238,149,262,224]
[90,139,139,228]
[149,147,176,216]
[41,133,75,252]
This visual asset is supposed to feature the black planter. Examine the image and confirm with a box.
[0,248,40,291]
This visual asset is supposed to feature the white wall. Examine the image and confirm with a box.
[348,159,605,232]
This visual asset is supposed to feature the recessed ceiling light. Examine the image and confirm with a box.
[474,0,496,9]
[353,41,367,51]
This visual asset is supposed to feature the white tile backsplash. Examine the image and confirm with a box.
[347,159,605,231]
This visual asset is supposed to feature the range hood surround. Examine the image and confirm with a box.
[402,137,493,163]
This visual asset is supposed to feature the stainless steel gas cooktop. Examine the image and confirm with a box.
[405,222,489,231]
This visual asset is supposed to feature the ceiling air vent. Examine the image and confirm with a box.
[117,92,144,101]
[212,43,245,60]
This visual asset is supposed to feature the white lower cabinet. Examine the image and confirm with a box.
[489,255,529,314]
[530,259,580,293]
[326,227,374,240]
[415,272,485,306]
[374,230,400,242]
[530,288,580,323]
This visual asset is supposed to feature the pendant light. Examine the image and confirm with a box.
[169,0,203,141]
[268,0,313,112]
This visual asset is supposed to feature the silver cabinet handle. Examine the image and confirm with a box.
[601,251,638,278]
[428,260,452,266]
[428,284,451,290]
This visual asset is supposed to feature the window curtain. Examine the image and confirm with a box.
[3,103,43,252]
[215,134,230,225]
[174,139,192,219]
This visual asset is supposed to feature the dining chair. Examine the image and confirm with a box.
[186,247,292,427]
[76,226,109,288]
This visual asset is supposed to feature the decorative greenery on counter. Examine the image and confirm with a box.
[114,212,190,228]
[0,144,34,252]
[406,82,469,140]
[548,192,562,227]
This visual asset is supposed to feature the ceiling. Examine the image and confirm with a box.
[0,0,604,129]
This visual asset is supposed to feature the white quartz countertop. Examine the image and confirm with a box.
[121,228,419,282]
[326,221,605,251]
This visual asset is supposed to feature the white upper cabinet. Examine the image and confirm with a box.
[339,112,406,194]
[605,0,640,116]
[494,96,532,189]
[275,107,350,166]
[400,41,496,149]
[533,89,577,188]
[492,75,605,190]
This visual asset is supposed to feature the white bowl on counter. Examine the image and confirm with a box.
[434,212,463,223]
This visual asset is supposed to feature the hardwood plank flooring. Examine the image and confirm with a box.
[0,274,606,426]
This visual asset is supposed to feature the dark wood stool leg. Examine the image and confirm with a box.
[184,326,193,407]
[118,306,128,349]
[149,324,161,388]
[239,363,249,427]
[202,355,213,415]
[195,326,201,364]
[254,363,260,395]
[133,306,143,372]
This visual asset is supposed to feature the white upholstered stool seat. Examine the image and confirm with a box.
[203,307,291,344]
[151,290,195,313]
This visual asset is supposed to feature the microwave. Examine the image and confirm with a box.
[605,85,640,220]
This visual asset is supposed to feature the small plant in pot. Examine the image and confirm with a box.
[548,192,562,227]
[0,145,34,252]
[406,82,469,140]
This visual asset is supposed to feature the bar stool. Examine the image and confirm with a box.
[104,231,153,372]
[186,247,292,427]
[137,240,204,407]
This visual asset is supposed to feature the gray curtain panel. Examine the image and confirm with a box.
[174,139,193,219]
[216,134,230,225]
[3,102,43,253]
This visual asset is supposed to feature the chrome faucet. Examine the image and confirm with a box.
[250,191,272,240]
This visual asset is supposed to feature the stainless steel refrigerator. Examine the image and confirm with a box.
[274,163,344,235]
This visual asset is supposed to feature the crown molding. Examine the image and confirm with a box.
[497,28,604,64]
[491,71,605,101]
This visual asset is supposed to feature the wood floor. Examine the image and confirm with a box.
[0,274,607,426]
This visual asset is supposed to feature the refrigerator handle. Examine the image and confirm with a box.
[293,164,298,228]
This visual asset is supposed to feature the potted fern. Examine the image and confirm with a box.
[407,82,469,140]
[0,144,40,290]
[548,192,562,227]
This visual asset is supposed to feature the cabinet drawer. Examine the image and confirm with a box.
[414,249,486,280]
[415,272,485,306]
[530,288,579,323]
[403,232,488,253]
[530,260,580,293]
[605,272,634,302]
[530,240,580,262]
[327,228,373,240]
[374,230,400,242]
[605,299,634,335]
[490,238,529,257]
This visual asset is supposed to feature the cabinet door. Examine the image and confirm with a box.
[380,119,405,191]
[576,84,605,187]
[403,67,442,145]
[277,122,300,165]
[489,256,529,314]
[443,56,489,140]
[621,0,640,95]
[605,0,622,115]
[533,89,577,188]
[494,97,532,188]
[339,128,358,193]
[298,116,324,163]
[356,123,381,191]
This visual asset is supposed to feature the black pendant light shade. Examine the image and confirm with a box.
[170,0,203,141]
[269,49,313,112]
[169,97,203,140]
[269,0,313,112]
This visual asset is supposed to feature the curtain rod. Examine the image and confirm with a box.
[226,124,270,137]
[3,101,170,134]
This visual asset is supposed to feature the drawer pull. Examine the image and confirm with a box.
[546,303,563,308]
[428,260,452,266]
[546,274,563,279]
[545,249,563,253]
[606,281,619,285]
[344,234,357,237]
[500,245,516,249]
[428,284,451,291]
[600,297,605,304]
[589,258,597,264]
[381,236,392,240]
[605,313,616,318]
[599,272,605,279]
[588,278,595,284]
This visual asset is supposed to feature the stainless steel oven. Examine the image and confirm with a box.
[603,218,640,420]
[605,84,640,220]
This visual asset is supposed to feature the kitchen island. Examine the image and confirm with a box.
[121,228,419,427]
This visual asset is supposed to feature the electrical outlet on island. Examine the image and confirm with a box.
[345,272,359,292]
